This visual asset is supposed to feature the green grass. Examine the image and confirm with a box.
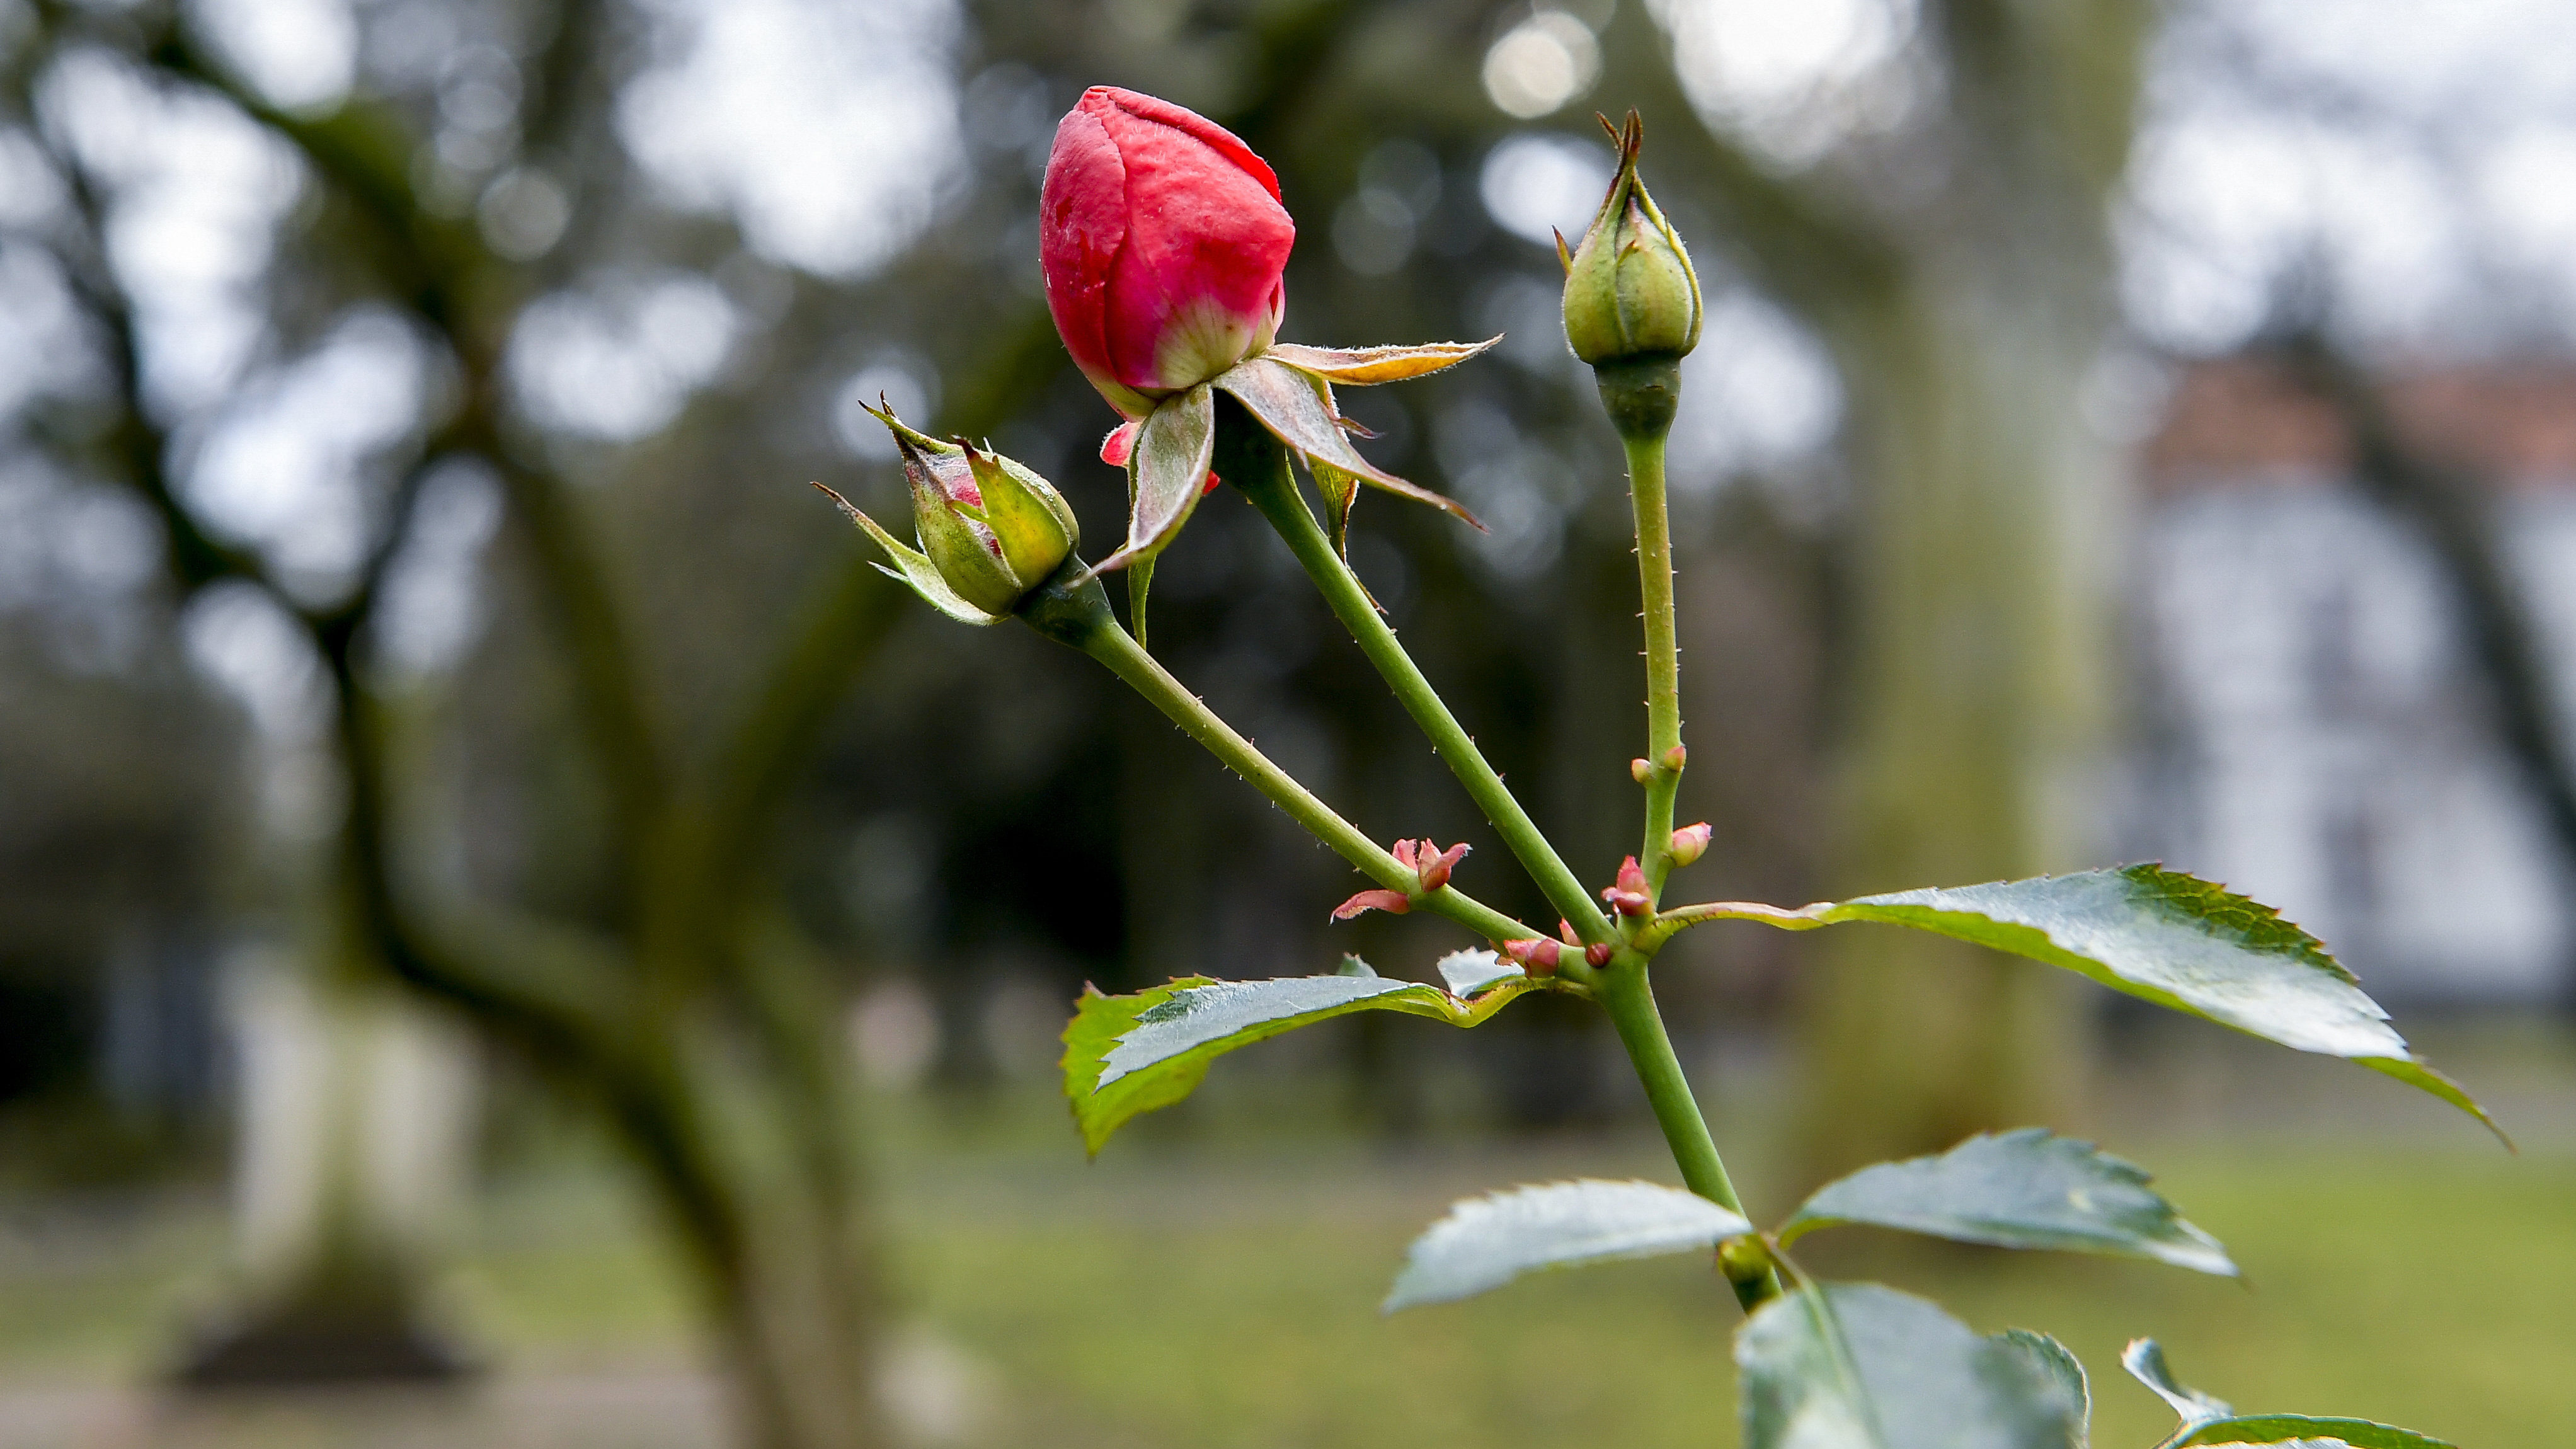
[880,1138,2568,1448]
[2,1094,2567,1446]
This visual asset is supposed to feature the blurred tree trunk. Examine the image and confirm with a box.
[1800,282,2118,1172]
[1793,2,2147,1177]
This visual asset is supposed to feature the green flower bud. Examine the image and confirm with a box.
[1559,112,1701,367]
[959,437,1080,584]
[827,401,1079,626]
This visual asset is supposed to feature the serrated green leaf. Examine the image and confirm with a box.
[1382,1179,1752,1312]
[2169,1416,2456,1448]
[1737,1283,2088,1449]
[1806,866,2501,1139]
[2123,1340,2232,1427]
[1062,971,1537,1154]
[1061,978,1215,1156]
[1780,1129,2235,1276]
[1436,948,1520,997]
[2000,1331,2090,1449]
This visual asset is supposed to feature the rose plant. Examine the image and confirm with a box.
[824,93,2493,1448]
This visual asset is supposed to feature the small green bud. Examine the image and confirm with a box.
[959,437,1080,584]
[1560,112,1701,368]
[838,399,1080,624]
[1715,1234,1771,1285]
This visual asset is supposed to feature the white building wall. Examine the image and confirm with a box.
[2136,474,2571,1003]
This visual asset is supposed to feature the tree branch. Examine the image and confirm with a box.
[22,61,629,1057]
[137,6,675,894]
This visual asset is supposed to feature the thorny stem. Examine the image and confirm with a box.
[1596,958,1779,1310]
[1600,358,1688,901]
[1586,357,1776,1309]
[1625,428,1684,898]
[1225,415,1617,947]
[1018,570,1544,952]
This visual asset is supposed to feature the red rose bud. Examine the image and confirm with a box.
[1041,87,1293,419]
[1584,942,1615,968]
[1630,757,1653,784]
[827,402,1078,624]
[1332,888,1412,920]
[1669,822,1712,868]
[1661,745,1687,772]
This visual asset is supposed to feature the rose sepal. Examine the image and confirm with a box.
[813,483,1006,626]
[1262,337,1499,386]
[1082,381,1217,581]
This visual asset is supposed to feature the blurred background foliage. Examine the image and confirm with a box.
[0,0,2572,1445]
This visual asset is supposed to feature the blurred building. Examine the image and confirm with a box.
[2132,359,2576,1004]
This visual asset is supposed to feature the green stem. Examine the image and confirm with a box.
[1225,418,1616,946]
[1624,427,1684,898]
[1019,571,1537,948]
[1596,957,1777,1310]
[1589,357,1689,902]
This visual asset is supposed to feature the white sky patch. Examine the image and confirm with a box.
[184,581,327,743]
[0,461,160,617]
[617,0,963,277]
[40,49,304,416]
[2207,0,2576,130]
[1482,12,1601,120]
[1668,292,1842,490]
[2127,0,2576,352]
[2478,125,2576,323]
[2120,107,2322,353]
[185,308,425,588]
[833,354,939,462]
[0,245,89,423]
[509,271,738,440]
[1653,0,1916,168]
[375,459,503,680]
[1478,132,1613,248]
[0,129,66,227]
[188,0,357,113]
[181,580,341,839]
